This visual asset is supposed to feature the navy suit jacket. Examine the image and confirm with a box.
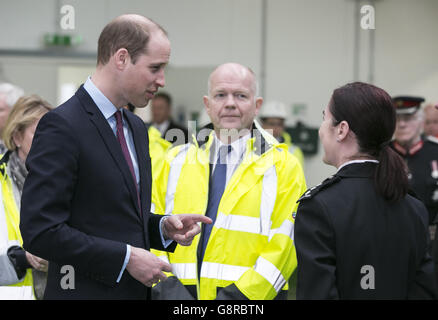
[20,86,175,299]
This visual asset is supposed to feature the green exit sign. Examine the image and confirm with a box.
[44,33,82,47]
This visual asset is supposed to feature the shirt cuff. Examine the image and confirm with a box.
[159,215,174,249]
[116,244,131,283]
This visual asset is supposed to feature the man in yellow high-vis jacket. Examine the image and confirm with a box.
[151,63,306,300]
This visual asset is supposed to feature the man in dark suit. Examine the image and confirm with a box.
[149,92,188,145]
[19,14,210,300]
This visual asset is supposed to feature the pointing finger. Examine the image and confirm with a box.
[183,214,212,225]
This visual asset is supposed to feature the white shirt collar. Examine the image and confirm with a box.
[337,159,379,173]
[83,76,119,120]
[212,132,251,166]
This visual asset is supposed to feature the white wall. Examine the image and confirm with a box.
[1,0,437,187]
[373,0,438,100]
[263,0,438,186]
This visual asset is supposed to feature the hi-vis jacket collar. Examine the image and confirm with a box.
[192,119,282,157]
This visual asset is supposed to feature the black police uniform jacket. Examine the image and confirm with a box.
[294,161,437,299]
[390,137,438,225]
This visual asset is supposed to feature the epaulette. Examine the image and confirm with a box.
[297,175,341,202]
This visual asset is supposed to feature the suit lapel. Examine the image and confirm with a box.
[76,86,141,218]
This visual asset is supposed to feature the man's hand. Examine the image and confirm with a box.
[126,247,172,287]
[163,214,212,246]
[25,252,48,272]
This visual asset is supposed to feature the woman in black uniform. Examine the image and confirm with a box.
[295,82,437,299]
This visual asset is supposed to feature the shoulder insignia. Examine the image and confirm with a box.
[297,175,341,203]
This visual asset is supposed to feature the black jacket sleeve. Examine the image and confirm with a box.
[294,199,339,299]
[7,246,31,279]
[148,214,177,252]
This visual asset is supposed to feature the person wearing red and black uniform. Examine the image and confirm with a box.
[390,96,438,289]
[390,96,438,234]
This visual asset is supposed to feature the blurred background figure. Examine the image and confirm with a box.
[390,96,438,228]
[0,94,53,299]
[259,101,304,168]
[0,83,24,154]
[424,102,438,138]
[149,92,188,145]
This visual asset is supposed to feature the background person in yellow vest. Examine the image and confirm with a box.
[0,95,52,299]
[151,63,307,300]
[259,101,304,168]
[148,126,172,216]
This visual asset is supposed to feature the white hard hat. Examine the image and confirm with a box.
[259,101,287,119]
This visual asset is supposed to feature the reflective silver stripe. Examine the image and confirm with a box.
[260,166,277,236]
[215,212,271,236]
[0,286,34,300]
[157,255,170,264]
[268,219,294,242]
[165,145,190,215]
[201,262,249,281]
[254,256,286,293]
[213,165,277,236]
[172,263,197,280]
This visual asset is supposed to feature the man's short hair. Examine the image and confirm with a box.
[97,16,167,66]
[0,83,24,108]
[153,92,172,106]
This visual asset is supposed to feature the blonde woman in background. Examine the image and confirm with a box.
[0,95,53,299]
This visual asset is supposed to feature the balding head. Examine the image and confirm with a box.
[207,63,259,98]
[97,14,167,66]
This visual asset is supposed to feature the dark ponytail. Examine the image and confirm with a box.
[331,82,409,202]
[375,144,409,202]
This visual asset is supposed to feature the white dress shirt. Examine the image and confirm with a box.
[211,132,251,186]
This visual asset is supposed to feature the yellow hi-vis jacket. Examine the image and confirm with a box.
[148,126,172,181]
[0,162,34,299]
[152,122,307,300]
[281,132,304,169]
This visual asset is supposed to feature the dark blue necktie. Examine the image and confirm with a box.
[200,145,232,262]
